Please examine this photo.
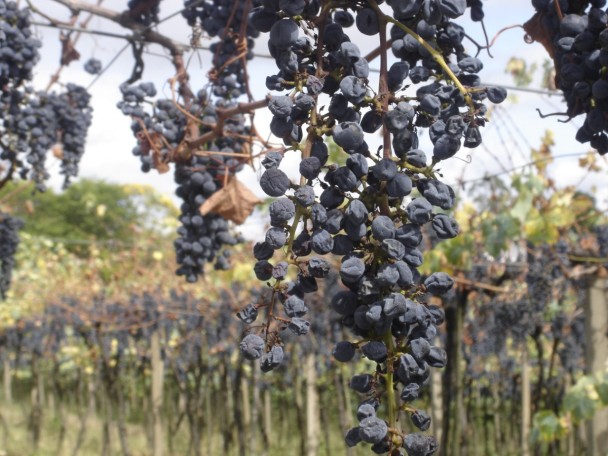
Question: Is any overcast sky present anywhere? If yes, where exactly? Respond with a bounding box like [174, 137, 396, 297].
[27, 0, 608, 237]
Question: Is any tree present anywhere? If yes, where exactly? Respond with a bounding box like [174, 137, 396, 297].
[1, 179, 177, 255]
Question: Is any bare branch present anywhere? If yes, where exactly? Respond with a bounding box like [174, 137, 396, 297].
[50, 0, 192, 100]
[185, 97, 271, 152]
[50, 0, 188, 55]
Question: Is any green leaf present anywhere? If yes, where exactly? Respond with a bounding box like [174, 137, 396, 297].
[595, 371, 608, 405]
[482, 214, 519, 257]
[531, 411, 565, 443]
[509, 189, 533, 224]
[564, 376, 600, 422]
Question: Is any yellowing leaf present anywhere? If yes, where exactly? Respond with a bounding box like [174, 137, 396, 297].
[524, 207, 559, 244]
[510, 189, 533, 224]
[545, 205, 575, 229]
[571, 193, 594, 216]
[454, 203, 477, 232]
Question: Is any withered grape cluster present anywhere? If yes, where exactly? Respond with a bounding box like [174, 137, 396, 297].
[118, 82, 248, 281]
[1, 1, 92, 190]
[182, 0, 262, 97]
[126, 0, 160, 26]
[530, 0, 608, 153]
[234, 0, 507, 454]
[0, 212, 23, 299]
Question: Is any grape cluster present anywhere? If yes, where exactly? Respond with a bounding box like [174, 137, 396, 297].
[126, 0, 160, 26]
[0, 0, 40, 186]
[84, 57, 102, 75]
[0, 0, 41, 92]
[120, 2, 267, 281]
[47, 84, 94, 187]
[2, 89, 53, 189]
[235, 1, 509, 454]
[118, 83, 250, 280]
[123, 4, 263, 273]
[0, 212, 23, 299]
[596, 224, 608, 258]
[182, 0, 261, 97]
[173, 147, 245, 282]
[173, 98, 250, 280]
[0, 2, 92, 190]
[117, 81, 179, 173]
[529, 0, 608, 154]
[2, 84, 93, 190]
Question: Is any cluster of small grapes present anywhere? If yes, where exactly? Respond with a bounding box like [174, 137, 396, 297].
[118, 83, 249, 280]
[2, 89, 53, 189]
[84, 57, 102, 75]
[1, 2, 92, 190]
[0, 0, 41, 91]
[175, 98, 252, 281]
[182, 0, 262, 97]
[552, 310, 586, 374]
[236, 1, 508, 454]
[121, 3, 268, 281]
[530, 0, 608, 154]
[2, 84, 93, 190]
[0, 212, 23, 299]
[47, 83, 93, 187]
[526, 242, 573, 321]
[596, 224, 608, 258]
[173, 148, 245, 282]
[118, 81, 181, 172]
[126, 0, 160, 26]
[0, 0, 41, 184]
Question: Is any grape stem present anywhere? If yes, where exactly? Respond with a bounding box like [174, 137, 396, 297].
[383, 329, 397, 429]
[375, 3, 392, 159]
[185, 97, 271, 153]
[369, 7, 475, 112]
[286, 205, 305, 256]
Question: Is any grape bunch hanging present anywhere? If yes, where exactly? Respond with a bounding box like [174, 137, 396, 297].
[222, 1, 509, 454]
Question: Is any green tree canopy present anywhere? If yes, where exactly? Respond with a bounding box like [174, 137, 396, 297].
[0, 179, 178, 255]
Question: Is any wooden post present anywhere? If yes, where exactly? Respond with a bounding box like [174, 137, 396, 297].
[151, 330, 164, 456]
[492, 383, 501, 454]
[334, 366, 354, 456]
[263, 386, 272, 448]
[431, 345, 443, 445]
[3, 357, 11, 404]
[441, 289, 467, 456]
[584, 277, 608, 456]
[521, 344, 531, 456]
[293, 347, 306, 455]
[251, 360, 260, 456]
[305, 352, 320, 456]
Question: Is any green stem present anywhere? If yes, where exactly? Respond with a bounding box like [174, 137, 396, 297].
[381, 15, 474, 111]
[400, 160, 436, 178]
[286, 204, 304, 255]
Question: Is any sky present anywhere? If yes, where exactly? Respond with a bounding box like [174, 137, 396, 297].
[25, 0, 608, 238]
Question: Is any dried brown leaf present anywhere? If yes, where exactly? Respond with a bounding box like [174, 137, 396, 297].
[52, 144, 64, 160]
[523, 13, 556, 60]
[59, 32, 80, 66]
[200, 177, 261, 225]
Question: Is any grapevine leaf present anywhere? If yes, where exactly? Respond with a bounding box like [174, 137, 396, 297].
[564, 376, 599, 422]
[199, 177, 262, 225]
[531, 411, 565, 443]
[595, 371, 608, 405]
